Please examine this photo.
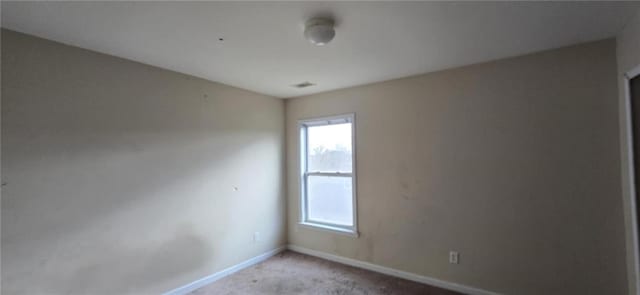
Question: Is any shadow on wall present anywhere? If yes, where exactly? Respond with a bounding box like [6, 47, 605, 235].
[46, 226, 213, 294]
[2, 131, 274, 246]
[1, 131, 279, 294]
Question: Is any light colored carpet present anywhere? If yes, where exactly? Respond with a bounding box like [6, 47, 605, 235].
[189, 250, 461, 295]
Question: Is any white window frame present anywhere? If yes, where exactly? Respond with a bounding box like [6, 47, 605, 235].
[298, 113, 358, 237]
[623, 64, 640, 295]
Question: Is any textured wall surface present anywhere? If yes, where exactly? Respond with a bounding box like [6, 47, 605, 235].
[287, 39, 626, 295]
[1, 29, 286, 294]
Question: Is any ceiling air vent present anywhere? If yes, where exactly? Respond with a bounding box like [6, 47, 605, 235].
[292, 81, 315, 88]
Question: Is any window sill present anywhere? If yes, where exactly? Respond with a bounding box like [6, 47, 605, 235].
[298, 222, 359, 238]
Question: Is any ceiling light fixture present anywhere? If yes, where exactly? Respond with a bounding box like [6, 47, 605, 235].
[304, 17, 335, 46]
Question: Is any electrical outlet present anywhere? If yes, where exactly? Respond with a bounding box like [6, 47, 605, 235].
[253, 232, 260, 242]
[449, 251, 459, 264]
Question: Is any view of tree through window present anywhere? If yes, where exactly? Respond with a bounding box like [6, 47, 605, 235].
[307, 123, 352, 172]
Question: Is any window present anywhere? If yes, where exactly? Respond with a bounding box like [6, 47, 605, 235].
[299, 114, 357, 236]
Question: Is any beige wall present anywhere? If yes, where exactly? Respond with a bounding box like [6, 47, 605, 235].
[1, 29, 286, 294]
[617, 9, 640, 295]
[286, 39, 627, 294]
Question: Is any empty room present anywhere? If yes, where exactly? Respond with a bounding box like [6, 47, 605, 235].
[3, 1, 640, 294]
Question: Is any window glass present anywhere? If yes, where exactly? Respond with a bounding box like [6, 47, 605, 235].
[307, 123, 352, 172]
[307, 175, 353, 226]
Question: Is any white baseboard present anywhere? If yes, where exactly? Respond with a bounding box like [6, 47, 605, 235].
[163, 246, 286, 295]
[164, 244, 498, 295]
[287, 244, 500, 295]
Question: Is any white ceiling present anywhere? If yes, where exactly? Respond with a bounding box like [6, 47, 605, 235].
[2, 1, 639, 98]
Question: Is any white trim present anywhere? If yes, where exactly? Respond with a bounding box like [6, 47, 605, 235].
[306, 172, 353, 177]
[626, 64, 640, 80]
[298, 222, 359, 237]
[298, 113, 354, 126]
[287, 244, 501, 295]
[162, 244, 498, 295]
[297, 113, 358, 236]
[623, 64, 640, 295]
[163, 246, 286, 295]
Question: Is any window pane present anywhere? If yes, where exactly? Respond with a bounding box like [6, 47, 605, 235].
[307, 123, 352, 172]
[307, 175, 353, 226]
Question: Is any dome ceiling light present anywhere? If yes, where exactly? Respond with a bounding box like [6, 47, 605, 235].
[304, 17, 335, 46]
